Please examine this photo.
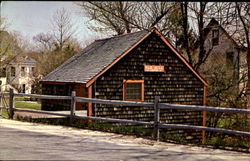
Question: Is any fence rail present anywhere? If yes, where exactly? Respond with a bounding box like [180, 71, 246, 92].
[14, 108, 72, 117]
[75, 97, 154, 107]
[1, 89, 250, 141]
[15, 93, 72, 100]
[13, 108, 250, 137]
[159, 103, 250, 114]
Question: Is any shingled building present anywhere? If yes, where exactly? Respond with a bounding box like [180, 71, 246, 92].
[40, 27, 208, 141]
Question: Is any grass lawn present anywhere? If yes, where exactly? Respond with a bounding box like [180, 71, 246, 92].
[0, 97, 41, 118]
[1, 96, 41, 118]
[1, 101, 41, 118]
[1, 109, 9, 118]
[14, 101, 41, 110]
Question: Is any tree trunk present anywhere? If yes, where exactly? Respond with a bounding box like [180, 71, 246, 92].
[196, 2, 206, 71]
[181, 2, 192, 66]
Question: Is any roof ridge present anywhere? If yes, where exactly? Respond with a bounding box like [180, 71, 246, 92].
[43, 30, 150, 81]
[40, 28, 151, 84]
[95, 29, 149, 41]
[204, 18, 243, 49]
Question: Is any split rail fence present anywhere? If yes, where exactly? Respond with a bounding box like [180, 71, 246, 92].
[0, 88, 250, 141]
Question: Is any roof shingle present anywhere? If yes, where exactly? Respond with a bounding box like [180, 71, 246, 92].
[41, 30, 149, 83]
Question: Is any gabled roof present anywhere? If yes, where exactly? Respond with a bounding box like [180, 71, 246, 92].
[2, 53, 36, 68]
[195, 18, 244, 50]
[10, 54, 36, 64]
[41, 28, 208, 87]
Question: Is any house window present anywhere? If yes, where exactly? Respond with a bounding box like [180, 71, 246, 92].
[11, 67, 15, 77]
[212, 29, 219, 46]
[226, 52, 234, 69]
[31, 67, 35, 76]
[21, 67, 25, 76]
[0, 68, 6, 77]
[123, 80, 144, 101]
[31, 85, 35, 94]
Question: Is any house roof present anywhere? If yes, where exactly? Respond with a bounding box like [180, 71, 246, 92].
[195, 18, 245, 50]
[41, 28, 208, 87]
[1, 54, 36, 68]
[11, 55, 36, 64]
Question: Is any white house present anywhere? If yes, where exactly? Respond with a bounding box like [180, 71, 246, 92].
[0, 54, 36, 94]
[0, 77, 7, 92]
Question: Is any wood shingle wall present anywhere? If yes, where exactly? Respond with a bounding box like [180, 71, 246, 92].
[94, 33, 204, 141]
[41, 84, 72, 111]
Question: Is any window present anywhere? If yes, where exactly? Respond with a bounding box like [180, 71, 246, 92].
[11, 67, 15, 77]
[31, 85, 35, 94]
[21, 67, 25, 76]
[212, 29, 219, 46]
[226, 52, 234, 69]
[123, 80, 144, 101]
[0, 68, 6, 77]
[31, 67, 35, 76]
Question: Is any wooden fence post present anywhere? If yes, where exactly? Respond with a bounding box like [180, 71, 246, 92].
[9, 88, 14, 119]
[70, 91, 76, 122]
[0, 94, 2, 116]
[153, 96, 160, 141]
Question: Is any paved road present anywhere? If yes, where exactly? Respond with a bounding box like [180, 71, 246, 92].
[0, 119, 249, 160]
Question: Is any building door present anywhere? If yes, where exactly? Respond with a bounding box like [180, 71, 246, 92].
[73, 84, 86, 110]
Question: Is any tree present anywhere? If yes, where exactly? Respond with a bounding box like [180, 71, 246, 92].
[34, 8, 77, 52]
[187, 2, 210, 70]
[0, 15, 25, 71]
[33, 8, 81, 77]
[178, 2, 196, 65]
[34, 39, 81, 77]
[76, 2, 178, 37]
[0, 31, 21, 69]
[50, 8, 77, 50]
[235, 2, 250, 98]
[194, 3, 250, 142]
[33, 33, 54, 52]
[212, 2, 250, 106]
[0, 17, 9, 31]
[77, 2, 215, 69]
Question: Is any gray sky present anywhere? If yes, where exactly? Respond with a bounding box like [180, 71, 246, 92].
[1, 1, 106, 46]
